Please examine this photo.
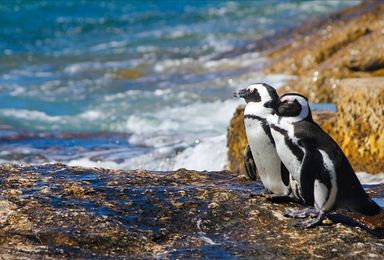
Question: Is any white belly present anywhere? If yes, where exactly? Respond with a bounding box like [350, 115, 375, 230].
[245, 119, 289, 195]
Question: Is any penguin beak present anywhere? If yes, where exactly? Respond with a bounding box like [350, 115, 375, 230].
[234, 88, 248, 98]
[264, 99, 280, 113]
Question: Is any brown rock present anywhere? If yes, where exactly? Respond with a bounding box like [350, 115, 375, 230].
[113, 68, 144, 80]
[266, 1, 384, 103]
[226, 105, 247, 175]
[0, 164, 383, 258]
[330, 78, 384, 173]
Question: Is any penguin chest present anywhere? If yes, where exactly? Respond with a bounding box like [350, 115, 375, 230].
[245, 119, 288, 195]
[270, 127, 302, 182]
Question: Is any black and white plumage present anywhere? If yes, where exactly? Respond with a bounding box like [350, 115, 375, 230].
[234, 83, 295, 200]
[266, 93, 381, 228]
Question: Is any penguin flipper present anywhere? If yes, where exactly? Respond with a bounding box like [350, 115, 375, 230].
[243, 144, 258, 181]
[297, 140, 320, 206]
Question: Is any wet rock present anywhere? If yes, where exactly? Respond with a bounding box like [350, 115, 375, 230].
[0, 164, 383, 258]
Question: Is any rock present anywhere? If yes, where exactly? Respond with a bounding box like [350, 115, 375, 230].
[227, 105, 248, 175]
[330, 78, 384, 173]
[0, 200, 16, 225]
[227, 106, 336, 175]
[113, 68, 144, 80]
[265, 1, 384, 103]
[0, 164, 383, 258]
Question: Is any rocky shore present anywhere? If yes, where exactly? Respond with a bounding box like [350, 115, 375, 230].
[1, 1, 384, 259]
[228, 0, 384, 174]
[1, 164, 384, 258]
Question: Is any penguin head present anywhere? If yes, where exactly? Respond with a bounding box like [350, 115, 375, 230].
[234, 83, 279, 108]
[273, 93, 313, 122]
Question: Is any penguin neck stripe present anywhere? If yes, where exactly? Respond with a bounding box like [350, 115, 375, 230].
[244, 114, 275, 146]
[270, 124, 304, 162]
[244, 114, 264, 121]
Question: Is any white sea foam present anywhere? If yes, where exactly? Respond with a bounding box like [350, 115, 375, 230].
[103, 91, 133, 102]
[67, 157, 121, 169]
[0, 109, 62, 122]
[90, 40, 129, 51]
[203, 52, 263, 69]
[0, 108, 105, 131]
[63, 60, 133, 74]
[173, 135, 227, 171]
[205, 33, 233, 53]
[124, 99, 242, 137]
[154, 57, 196, 73]
[357, 172, 384, 185]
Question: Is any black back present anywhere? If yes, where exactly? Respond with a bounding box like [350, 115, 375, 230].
[292, 120, 381, 215]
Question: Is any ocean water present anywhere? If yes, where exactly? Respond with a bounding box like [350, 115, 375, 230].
[0, 1, 360, 172]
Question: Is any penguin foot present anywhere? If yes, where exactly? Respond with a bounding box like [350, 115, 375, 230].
[295, 210, 326, 229]
[284, 208, 318, 219]
[265, 194, 296, 203]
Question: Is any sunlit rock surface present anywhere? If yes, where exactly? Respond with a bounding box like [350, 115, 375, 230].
[266, 1, 384, 103]
[0, 164, 384, 258]
[331, 78, 384, 173]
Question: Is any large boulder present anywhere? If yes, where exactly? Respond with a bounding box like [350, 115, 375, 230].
[0, 164, 383, 258]
[331, 78, 384, 173]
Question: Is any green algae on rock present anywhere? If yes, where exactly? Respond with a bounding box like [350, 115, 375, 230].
[1, 164, 383, 258]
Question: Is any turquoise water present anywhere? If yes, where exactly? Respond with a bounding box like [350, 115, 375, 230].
[0, 1, 358, 170]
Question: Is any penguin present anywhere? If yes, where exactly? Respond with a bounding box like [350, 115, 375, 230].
[265, 93, 381, 228]
[234, 83, 298, 202]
